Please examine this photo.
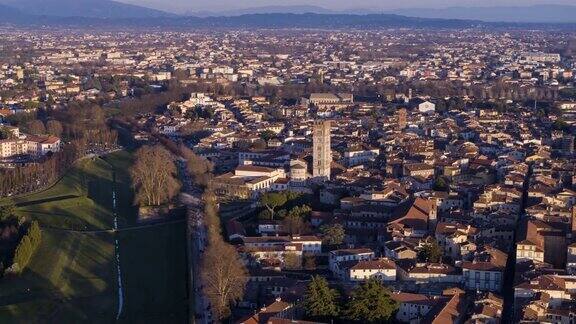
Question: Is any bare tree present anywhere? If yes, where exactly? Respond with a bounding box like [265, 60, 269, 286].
[201, 236, 247, 320]
[200, 189, 248, 320]
[180, 145, 213, 188]
[282, 212, 310, 235]
[27, 120, 45, 135]
[283, 252, 301, 270]
[46, 120, 63, 137]
[130, 145, 181, 206]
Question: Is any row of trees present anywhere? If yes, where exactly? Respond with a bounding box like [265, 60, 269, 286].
[180, 145, 213, 188]
[259, 192, 318, 236]
[48, 104, 118, 149]
[303, 276, 399, 323]
[113, 83, 192, 117]
[259, 192, 348, 248]
[0, 142, 81, 197]
[200, 191, 248, 321]
[10, 221, 41, 274]
[1, 103, 119, 198]
[175, 139, 249, 321]
[259, 191, 308, 220]
[7, 104, 118, 148]
[23, 119, 63, 136]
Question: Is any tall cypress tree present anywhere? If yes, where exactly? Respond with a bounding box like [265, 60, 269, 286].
[345, 278, 399, 323]
[303, 276, 340, 321]
[12, 221, 42, 273]
[14, 235, 32, 270]
[28, 221, 41, 247]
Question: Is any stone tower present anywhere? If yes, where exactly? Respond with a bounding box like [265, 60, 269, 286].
[313, 120, 332, 180]
[571, 206, 576, 239]
[397, 108, 407, 130]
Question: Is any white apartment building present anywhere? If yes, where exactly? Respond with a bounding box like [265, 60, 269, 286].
[349, 258, 397, 282]
[328, 248, 374, 279]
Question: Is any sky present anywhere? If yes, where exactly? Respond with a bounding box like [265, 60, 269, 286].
[118, 0, 576, 13]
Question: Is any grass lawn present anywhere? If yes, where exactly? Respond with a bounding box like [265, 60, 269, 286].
[0, 230, 116, 323]
[9, 155, 119, 231]
[0, 150, 189, 323]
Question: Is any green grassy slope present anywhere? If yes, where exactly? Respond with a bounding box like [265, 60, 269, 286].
[0, 151, 188, 323]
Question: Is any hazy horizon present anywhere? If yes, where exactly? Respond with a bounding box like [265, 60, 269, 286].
[117, 0, 576, 13]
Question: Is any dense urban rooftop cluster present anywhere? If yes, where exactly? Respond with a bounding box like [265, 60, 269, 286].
[1, 26, 576, 323]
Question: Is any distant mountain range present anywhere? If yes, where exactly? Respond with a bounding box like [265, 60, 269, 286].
[390, 5, 576, 23]
[187, 5, 339, 17]
[0, 0, 174, 19]
[0, 11, 481, 29]
[189, 4, 576, 23]
[0, 1, 575, 28]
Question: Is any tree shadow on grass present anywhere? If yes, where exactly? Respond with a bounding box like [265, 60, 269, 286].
[0, 261, 115, 323]
[117, 224, 189, 323]
[0, 227, 120, 321]
[15, 195, 81, 208]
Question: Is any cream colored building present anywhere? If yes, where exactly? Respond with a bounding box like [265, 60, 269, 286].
[516, 240, 545, 264]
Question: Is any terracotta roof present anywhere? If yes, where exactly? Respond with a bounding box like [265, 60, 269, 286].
[274, 178, 290, 184]
[236, 165, 276, 172]
[243, 235, 321, 244]
[391, 292, 435, 305]
[405, 163, 434, 171]
[389, 197, 432, 231]
[475, 304, 500, 319]
[428, 293, 465, 324]
[267, 318, 323, 324]
[25, 135, 61, 145]
[331, 248, 373, 256]
[461, 247, 507, 272]
[237, 299, 293, 324]
[350, 258, 396, 271]
[515, 275, 567, 291]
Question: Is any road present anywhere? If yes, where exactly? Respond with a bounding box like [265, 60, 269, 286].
[177, 159, 212, 324]
[111, 171, 124, 320]
[501, 162, 534, 323]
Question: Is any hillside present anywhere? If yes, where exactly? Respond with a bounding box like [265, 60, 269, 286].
[0, 0, 173, 19]
[391, 5, 576, 23]
[0, 10, 573, 30]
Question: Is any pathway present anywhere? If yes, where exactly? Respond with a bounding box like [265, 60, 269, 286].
[111, 172, 124, 320]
